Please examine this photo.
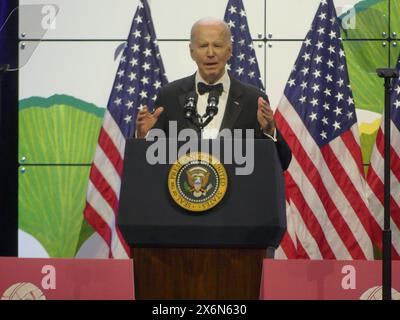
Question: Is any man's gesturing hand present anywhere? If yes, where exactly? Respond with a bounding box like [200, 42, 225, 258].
[257, 97, 275, 136]
[136, 106, 164, 138]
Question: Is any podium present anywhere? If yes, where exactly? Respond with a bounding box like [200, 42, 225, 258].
[118, 139, 286, 299]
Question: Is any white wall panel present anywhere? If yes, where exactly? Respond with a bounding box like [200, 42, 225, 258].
[265, 0, 362, 40]
[19, 41, 122, 107]
[157, 41, 197, 82]
[151, 0, 264, 40]
[19, 0, 139, 39]
[265, 41, 302, 109]
[266, 0, 320, 40]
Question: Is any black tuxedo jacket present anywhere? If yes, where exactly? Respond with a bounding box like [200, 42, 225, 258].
[152, 73, 292, 170]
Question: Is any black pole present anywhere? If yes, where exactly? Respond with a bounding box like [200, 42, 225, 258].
[383, 76, 392, 301]
[0, 0, 18, 257]
[376, 68, 398, 301]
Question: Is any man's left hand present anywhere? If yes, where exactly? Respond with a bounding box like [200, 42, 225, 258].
[257, 97, 275, 135]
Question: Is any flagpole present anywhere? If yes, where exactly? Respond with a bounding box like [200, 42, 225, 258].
[0, 64, 10, 138]
[376, 67, 398, 301]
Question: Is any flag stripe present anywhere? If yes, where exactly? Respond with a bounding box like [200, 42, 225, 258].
[102, 111, 125, 159]
[285, 170, 336, 258]
[391, 119, 400, 156]
[86, 181, 117, 243]
[375, 127, 400, 185]
[295, 235, 311, 259]
[277, 199, 298, 259]
[86, 181, 129, 258]
[98, 127, 124, 177]
[365, 169, 385, 231]
[287, 200, 319, 259]
[366, 168, 400, 256]
[93, 145, 122, 198]
[370, 142, 400, 217]
[371, 159, 400, 210]
[84, 201, 112, 254]
[284, 136, 351, 259]
[90, 164, 119, 213]
[367, 162, 400, 229]
[341, 127, 364, 175]
[323, 137, 376, 258]
[274, 246, 288, 259]
[289, 161, 347, 259]
[310, 146, 367, 259]
[115, 229, 131, 258]
[276, 233, 296, 259]
[366, 179, 400, 258]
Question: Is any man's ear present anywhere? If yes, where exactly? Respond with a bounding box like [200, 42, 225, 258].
[189, 43, 195, 61]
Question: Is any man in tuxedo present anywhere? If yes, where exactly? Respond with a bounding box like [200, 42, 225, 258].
[136, 17, 291, 170]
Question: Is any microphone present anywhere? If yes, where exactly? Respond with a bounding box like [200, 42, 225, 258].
[206, 90, 219, 119]
[183, 91, 198, 119]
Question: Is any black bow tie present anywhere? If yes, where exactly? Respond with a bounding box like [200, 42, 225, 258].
[197, 82, 223, 95]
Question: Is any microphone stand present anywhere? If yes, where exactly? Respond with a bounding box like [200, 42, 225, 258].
[201, 113, 216, 129]
[0, 64, 10, 137]
[184, 96, 202, 131]
[184, 90, 220, 135]
[376, 67, 399, 300]
[200, 91, 219, 132]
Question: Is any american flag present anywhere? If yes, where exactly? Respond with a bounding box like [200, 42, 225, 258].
[82, 0, 168, 258]
[274, 0, 374, 259]
[275, 198, 300, 259]
[366, 56, 400, 259]
[223, 0, 295, 258]
[224, 0, 264, 90]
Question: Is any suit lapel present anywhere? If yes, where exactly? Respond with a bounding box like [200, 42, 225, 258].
[220, 76, 243, 130]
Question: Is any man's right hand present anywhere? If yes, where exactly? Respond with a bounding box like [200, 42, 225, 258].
[136, 106, 164, 138]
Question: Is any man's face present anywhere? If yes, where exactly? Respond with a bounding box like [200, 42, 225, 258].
[190, 23, 232, 84]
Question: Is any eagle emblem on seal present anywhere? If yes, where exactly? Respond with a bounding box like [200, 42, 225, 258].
[186, 167, 213, 198]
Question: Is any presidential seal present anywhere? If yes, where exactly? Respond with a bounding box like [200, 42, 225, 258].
[168, 152, 228, 212]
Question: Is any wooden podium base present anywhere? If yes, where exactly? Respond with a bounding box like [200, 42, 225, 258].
[131, 248, 266, 300]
